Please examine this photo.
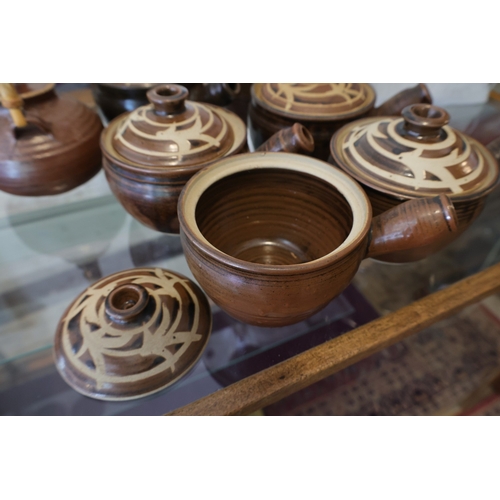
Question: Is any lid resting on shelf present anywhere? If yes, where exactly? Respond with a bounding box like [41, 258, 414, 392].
[252, 83, 376, 121]
[330, 104, 499, 201]
[103, 84, 245, 171]
[54, 268, 212, 401]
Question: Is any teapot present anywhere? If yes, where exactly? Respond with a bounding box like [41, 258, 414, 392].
[0, 83, 103, 196]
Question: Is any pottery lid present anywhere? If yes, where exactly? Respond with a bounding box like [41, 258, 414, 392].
[251, 83, 376, 121]
[102, 84, 246, 172]
[54, 267, 212, 401]
[330, 104, 500, 201]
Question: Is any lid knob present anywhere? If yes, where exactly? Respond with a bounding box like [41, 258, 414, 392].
[401, 104, 450, 141]
[105, 283, 149, 322]
[147, 84, 188, 115]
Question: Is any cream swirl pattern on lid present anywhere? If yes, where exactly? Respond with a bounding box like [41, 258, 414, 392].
[115, 103, 227, 157]
[253, 83, 376, 121]
[54, 268, 212, 401]
[110, 87, 236, 168]
[331, 109, 499, 201]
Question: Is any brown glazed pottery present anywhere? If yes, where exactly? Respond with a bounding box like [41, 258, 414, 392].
[248, 83, 431, 161]
[178, 152, 458, 327]
[329, 103, 500, 250]
[92, 83, 241, 122]
[100, 84, 247, 234]
[0, 83, 103, 196]
[54, 267, 212, 401]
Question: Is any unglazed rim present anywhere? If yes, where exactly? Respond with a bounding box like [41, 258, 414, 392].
[101, 104, 247, 180]
[178, 152, 372, 274]
[330, 116, 500, 203]
[251, 83, 376, 122]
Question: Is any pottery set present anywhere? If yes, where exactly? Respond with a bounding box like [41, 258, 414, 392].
[248, 83, 432, 161]
[329, 103, 500, 258]
[92, 83, 241, 122]
[0, 83, 102, 196]
[53, 83, 500, 401]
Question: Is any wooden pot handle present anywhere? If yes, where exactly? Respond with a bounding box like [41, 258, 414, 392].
[367, 194, 458, 261]
[0, 83, 28, 128]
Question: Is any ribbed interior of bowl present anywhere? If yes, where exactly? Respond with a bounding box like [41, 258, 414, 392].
[195, 168, 354, 266]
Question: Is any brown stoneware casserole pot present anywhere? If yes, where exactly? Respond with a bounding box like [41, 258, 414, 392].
[248, 83, 431, 161]
[329, 103, 500, 255]
[0, 83, 103, 196]
[178, 152, 458, 327]
[100, 84, 247, 234]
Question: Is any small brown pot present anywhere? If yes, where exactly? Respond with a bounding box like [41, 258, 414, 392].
[329, 103, 500, 258]
[0, 83, 103, 196]
[248, 83, 432, 161]
[100, 84, 247, 234]
[92, 83, 241, 122]
[178, 152, 458, 327]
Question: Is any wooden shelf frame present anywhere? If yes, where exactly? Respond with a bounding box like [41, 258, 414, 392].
[167, 262, 500, 416]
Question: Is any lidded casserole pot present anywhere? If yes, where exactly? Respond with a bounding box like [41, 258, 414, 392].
[329, 103, 499, 237]
[248, 83, 432, 160]
[101, 84, 246, 233]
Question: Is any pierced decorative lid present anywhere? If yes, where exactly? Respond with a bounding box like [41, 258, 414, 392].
[330, 104, 499, 201]
[54, 268, 212, 401]
[251, 83, 376, 121]
[101, 84, 246, 172]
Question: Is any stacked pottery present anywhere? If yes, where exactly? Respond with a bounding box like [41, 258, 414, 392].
[329, 103, 499, 259]
[0, 83, 103, 196]
[248, 83, 432, 160]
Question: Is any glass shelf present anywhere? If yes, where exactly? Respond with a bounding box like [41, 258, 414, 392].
[1, 86, 500, 415]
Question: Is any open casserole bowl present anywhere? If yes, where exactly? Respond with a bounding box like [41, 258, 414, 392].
[178, 152, 458, 327]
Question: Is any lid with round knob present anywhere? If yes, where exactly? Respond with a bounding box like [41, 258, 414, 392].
[330, 104, 499, 201]
[251, 83, 376, 121]
[101, 84, 246, 173]
[54, 267, 212, 401]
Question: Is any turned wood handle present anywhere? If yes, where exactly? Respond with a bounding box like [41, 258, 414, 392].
[371, 83, 432, 117]
[256, 123, 315, 154]
[367, 194, 458, 260]
[0, 83, 28, 127]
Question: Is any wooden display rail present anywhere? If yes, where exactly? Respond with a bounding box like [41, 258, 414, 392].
[167, 261, 500, 416]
